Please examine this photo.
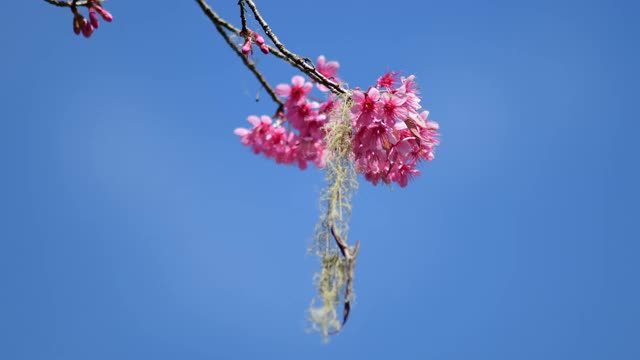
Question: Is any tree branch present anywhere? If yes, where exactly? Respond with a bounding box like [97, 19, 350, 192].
[43, 0, 90, 7]
[238, 0, 248, 34]
[330, 225, 360, 332]
[244, 0, 347, 96]
[195, 0, 284, 113]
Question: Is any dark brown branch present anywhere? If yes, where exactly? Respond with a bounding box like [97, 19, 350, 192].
[238, 0, 248, 35]
[244, 0, 347, 96]
[330, 225, 360, 333]
[192, 0, 338, 94]
[195, 0, 284, 113]
[191, 1, 287, 62]
[43, 0, 90, 7]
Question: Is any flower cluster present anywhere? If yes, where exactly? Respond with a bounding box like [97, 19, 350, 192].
[235, 57, 440, 187]
[350, 73, 440, 187]
[234, 69, 335, 169]
[241, 30, 269, 57]
[72, 1, 113, 38]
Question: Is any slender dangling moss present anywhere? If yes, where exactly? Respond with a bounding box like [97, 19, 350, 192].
[308, 95, 359, 340]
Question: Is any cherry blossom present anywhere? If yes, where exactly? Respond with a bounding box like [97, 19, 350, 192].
[235, 57, 440, 188]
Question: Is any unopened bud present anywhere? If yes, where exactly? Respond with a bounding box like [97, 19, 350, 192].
[81, 19, 94, 38]
[89, 8, 100, 29]
[94, 5, 113, 22]
[253, 33, 265, 45]
[241, 40, 252, 56]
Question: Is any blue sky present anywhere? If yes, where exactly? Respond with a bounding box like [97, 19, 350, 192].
[1, 0, 639, 359]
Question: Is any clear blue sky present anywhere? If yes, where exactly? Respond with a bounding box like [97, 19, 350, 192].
[1, 1, 639, 359]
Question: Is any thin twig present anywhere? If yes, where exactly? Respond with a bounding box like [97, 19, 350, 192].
[43, 0, 90, 7]
[192, 1, 287, 63]
[238, 0, 248, 34]
[244, 0, 347, 96]
[195, 0, 284, 113]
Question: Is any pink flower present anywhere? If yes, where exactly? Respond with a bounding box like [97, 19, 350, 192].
[348, 73, 441, 187]
[398, 75, 421, 110]
[353, 121, 396, 156]
[388, 162, 420, 188]
[319, 94, 338, 114]
[285, 100, 318, 132]
[376, 71, 398, 88]
[356, 153, 390, 186]
[234, 115, 273, 153]
[275, 76, 313, 104]
[233, 66, 439, 186]
[316, 55, 340, 91]
[234, 113, 326, 170]
[379, 92, 409, 125]
[351, 87, 381, 126]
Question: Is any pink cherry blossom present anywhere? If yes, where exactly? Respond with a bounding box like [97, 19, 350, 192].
[376, 71, 398, 88]
[349, 73, 440, 187]
[234, 62, 440, 188]
[379, 92, 409, 125]
[315, 56, 340, 92]
[276, 75, 313, 105]
[351, 87, 381, 127]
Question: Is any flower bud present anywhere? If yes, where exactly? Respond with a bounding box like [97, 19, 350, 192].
[241, 40, 252, 56]
[89, 8, 100, 29]
[81, 19, 94, 38]
[253, 33, 265, 45]
[259, 44, 270, 54]
[94, 5, 113, 22]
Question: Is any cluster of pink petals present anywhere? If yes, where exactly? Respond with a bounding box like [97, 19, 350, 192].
[235, 72, 333, 169]
[72, 2, 112, 38]
[241, 30, 270, 57]
[350, 73, 440, 187]
[235, 58, 440, 187]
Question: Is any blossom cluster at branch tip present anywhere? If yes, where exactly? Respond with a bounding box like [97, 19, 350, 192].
[235, 71, 330, 169]
[241, 30, 270, 57]
[235, 57, 440, 187]
[71, 1, 112, 38]
[350, 72, 440, 187]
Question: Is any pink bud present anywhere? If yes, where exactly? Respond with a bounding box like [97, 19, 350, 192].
[259, 44, 270, 55]
[81, 19, 94, 38]
[94, 5, 113, 22]
[253, 33, 265, 45]
[241, 40, 252, 56]
[89, 8, 100, 29]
